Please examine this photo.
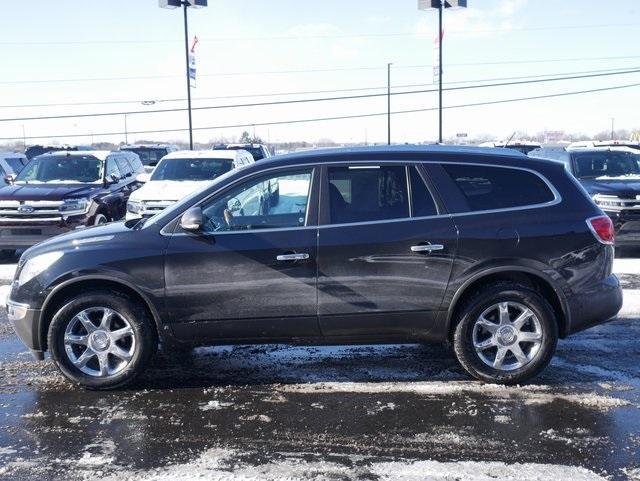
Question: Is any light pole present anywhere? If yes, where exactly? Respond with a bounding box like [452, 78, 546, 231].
[159, 0, 207, 150]
[387, 63, 392, 145]
[418, 0, 467, 143]
[124, 114, 128, 145]
[610, 117, 615, 140]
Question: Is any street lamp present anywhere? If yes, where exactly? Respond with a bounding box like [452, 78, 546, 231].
[159, 0, 207, 150]
[418, 0, 467, 143]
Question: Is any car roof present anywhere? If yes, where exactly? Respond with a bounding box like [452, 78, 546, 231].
[36, 150, 113, 160]
[567, 146, 640, 154]
[0, 152, 26, 157]
[162, 149, 245, 160]
[121, 143, 177, 149]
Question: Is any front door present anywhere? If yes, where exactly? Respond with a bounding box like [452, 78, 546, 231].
[164, 168, 321, 341]
[317, 163, 457, 338]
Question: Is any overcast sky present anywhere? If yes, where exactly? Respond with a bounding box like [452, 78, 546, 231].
[1, 0, 639, 145]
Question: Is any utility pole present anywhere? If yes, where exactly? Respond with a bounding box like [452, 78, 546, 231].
[387, 63, 392, 145]
[124, 114, 128, 145]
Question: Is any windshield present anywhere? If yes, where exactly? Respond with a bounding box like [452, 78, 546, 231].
[15, 156, 102, 183]
[150, 158, 233, 182]
[121, 148, 168, 166]
[225, 146, 264, 160]
[573, 151, 640, 179]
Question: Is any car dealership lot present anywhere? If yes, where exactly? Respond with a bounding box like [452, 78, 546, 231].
[0, 259, 638, 480]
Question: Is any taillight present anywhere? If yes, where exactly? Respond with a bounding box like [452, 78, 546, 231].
[587, 216, 615, 245]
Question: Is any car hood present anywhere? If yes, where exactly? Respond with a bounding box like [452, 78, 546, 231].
[129, 180, 212, 203]
[23, 221, 134, 259]
[579, 178, 640, 197]
[0, 183, 103, 201]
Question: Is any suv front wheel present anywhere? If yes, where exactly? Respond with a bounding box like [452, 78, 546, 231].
[453, 282, 558, 385]
[48, 290, 157, 390]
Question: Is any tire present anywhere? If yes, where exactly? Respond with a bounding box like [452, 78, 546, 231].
[93, 213, 108, 226]
[48, 290, 157, 390]
[453, 282, 558, 385]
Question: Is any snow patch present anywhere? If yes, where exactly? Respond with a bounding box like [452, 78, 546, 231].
[103, 447, 608, 481]
[200, 400, 234, 411]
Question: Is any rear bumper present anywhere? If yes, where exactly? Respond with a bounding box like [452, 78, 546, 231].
[7, 299, 44, 360]
[566, 274, 623, 335]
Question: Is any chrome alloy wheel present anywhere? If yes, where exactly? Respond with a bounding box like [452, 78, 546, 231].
[63, 307, 136, 377]
[472, 301, 543, 371]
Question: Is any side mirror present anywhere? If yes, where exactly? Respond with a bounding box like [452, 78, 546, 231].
[4, 174, 15, 185]
[180, 206, 203, 232]
[136, 173, 151, 183]
[227, 198, 241, 212]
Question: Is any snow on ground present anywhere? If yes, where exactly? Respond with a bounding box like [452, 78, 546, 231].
[93, 447, 607, 481]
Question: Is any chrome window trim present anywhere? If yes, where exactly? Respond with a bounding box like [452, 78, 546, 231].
[159, 159, 562, 236]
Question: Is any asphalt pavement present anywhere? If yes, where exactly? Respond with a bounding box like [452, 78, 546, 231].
[0, 258, 639, 480]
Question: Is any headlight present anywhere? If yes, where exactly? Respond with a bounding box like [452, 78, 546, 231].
[18, 251, 64, 286]
[59, 198, 90, 215]
[127, 200, 144, 214]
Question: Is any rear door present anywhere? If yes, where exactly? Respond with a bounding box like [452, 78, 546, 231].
[317, 162, 458, 338]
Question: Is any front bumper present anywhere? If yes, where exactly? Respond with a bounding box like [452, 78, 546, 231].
[7, 299, 44, 360]
[566, 274, 623, 335]
[603, 210, 640, 246]
[0, 216, 88, 249]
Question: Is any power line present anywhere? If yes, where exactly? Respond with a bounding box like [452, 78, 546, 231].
[2, 67, 640, 123]
[0, 66, 633, 109]
[2, 81, 639, 141]
[2, 23, 639, 45]
[4, 55, 640, 85]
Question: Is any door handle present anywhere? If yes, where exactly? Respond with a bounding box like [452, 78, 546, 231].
[411, 244, 444, 253]
[276, 253, 310, 261]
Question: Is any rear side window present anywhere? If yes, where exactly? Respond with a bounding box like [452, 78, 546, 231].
[442, 164, 555, 212]
[328, 166, 408, 224]
[410, 167, 437, 217]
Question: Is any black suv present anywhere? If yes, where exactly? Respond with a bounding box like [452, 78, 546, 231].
[529, 146, 640, 246]
[7, 146, 621, 389]
[0, 150, 145, 255]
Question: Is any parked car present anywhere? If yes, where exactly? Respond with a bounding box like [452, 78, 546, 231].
[567, 140, 640, 151]
[120, 144, 179, 170]
[529, 146, 640, 246]
[0, 150, 144, 256]
[478, 141, 541, 155]
[213, 143, 272, 161]
[25, 144, 94, 160]
[126, 149, 254, 220]
[7, 145, 621, 389]
[0, 152, 29, 183]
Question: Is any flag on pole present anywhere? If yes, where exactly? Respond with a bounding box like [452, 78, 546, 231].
[189, 35, 199, 88]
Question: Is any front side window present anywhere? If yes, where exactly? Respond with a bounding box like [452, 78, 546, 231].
[15, 156, 102, 184]
[105, 158, 122, 181]
[328, 165, 408, 224]
[442, 164, 555, 212]
[152, 158, 233, 182]
[116, 157, 133, 177]
[201, 170, 312, 232]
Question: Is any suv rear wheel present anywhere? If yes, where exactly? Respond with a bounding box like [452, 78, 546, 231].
[453, 282, 558, 385]
[48, 290, 157, 390]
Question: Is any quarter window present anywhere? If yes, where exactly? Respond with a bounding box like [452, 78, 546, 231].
[201, 170, 313, 232]
[328, 165, 409, 224]
[442, 164, 555, 212]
